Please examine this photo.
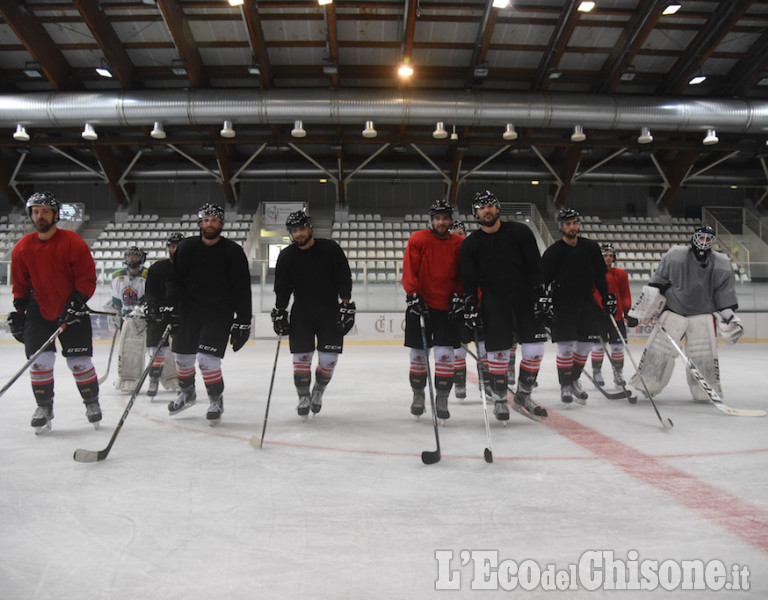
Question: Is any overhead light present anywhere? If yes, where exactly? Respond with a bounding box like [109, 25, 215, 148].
[620, 65, 636, 81]
[703, 128, 719, 145]
[637, 127, 653, 144]
[228, 0, 244, 6]
[450, 125, 458, 141]
[571, 125, 586, 143]
[95, 59, 112, 78]
[662, 3, 682, 15]
[502, 123, 518, 141]
[548, 69, 562, 80]
[578, 1, 596, 11]
[13, 124, 30, 142]
[150, 121, 166, 140]
[291, 120, 307, 138]
[82, 123, 98, 141]
[318, 0, 333, 5]
[492, 0, 509, 7]
[689, 74, 706, 85]
[473, 62, 489, 79]
[362, 121, 377, 138]
[398, 59, 413, 78]
[531, 181, 540, 185]
[220, 120, 236, 138]
[322, 58, 338, 76]
[432, 122, 448, 139]
[22, 61, 42, 78]
[247, 63, 261, 76]
[171, 59, 187, 76]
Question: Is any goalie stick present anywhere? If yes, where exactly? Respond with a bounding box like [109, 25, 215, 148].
[73, 324, 173, 463]
[472, 331, 493, 463]
[97, 327, 119, 385]
[0, 323, 67, 398]
[655, 322, 766, 418]
[250, 336, 283, 449]
[419, 315, 441, 465]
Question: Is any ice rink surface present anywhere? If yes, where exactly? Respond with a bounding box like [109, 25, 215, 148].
[0, 338, 766, 599]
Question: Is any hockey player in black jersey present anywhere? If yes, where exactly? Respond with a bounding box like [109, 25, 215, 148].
[541, 208, 612, 405]
[459, 190, 549, 421]
[272, 210, 355, 418]
[166, 204, 252, 424]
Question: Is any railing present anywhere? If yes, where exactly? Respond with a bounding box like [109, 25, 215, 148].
[702, 208, 751, 280]
[744, 208, 768, 246]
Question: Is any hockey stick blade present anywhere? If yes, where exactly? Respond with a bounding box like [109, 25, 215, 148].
[583, 371, 636, 400]
[484, 447, 493, 463]
[421, 449, 441, 465]
[249, 435, 263, 449]
[72, 448, 104, 463]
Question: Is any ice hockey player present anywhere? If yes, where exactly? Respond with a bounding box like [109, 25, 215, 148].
[459, 190, 549, 421]
[8, 191, 100, 433]
[272, 209, 355, 419]
[107, 245, 148, 393]
[590, 243, 636, 387]
[166, 203, 252, 425]
[142, 232, 183, 397]
[448, 220, 472, 400]
[628, 225, 742, 401]
[541, 208, 612, 406]
[402, 199, 463, 420]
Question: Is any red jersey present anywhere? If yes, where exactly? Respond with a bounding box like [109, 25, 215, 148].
[402, 229, 462, 310]
[12, 228, 97, 321]
[593, 266, 631, 320]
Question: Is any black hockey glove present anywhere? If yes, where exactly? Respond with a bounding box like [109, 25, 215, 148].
[271, 307, 289, 336]
[230, 319, 251, 352]
[7, 311, 25, 343]
[533, 290, 554, 325]
[159, 305, 181, 332]
[406, 293, 428, 317]
[337, 301, 356, 335]
[448, 293, 464, 320]
[625, 315, 639, 328]
[603, 293, 618, 317]
[463, 295, 482, 330]
[58, 291, 89, 326]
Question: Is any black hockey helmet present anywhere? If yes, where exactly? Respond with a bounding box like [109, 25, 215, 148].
[450, 220, 467, 234]
[285, 209, 312, 232]
[167, 232, 184, 246]
[197, 202, 225, 223]
[472, 190, 500, 213]
[557, 207, 581, 227]
[600, 243, 616, 258]
[691, 225, 715, 261]
[26, 191, 60, 223]
[428, 198, 454, 218]
[124, 245, 147, 269]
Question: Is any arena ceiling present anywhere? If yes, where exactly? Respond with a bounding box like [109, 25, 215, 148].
[1, 0, 768, 210]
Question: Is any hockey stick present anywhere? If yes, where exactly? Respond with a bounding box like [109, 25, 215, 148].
[97, 327, 119, 385]
[654, 322, 766, 418]
[73, 324, 173, 463]
[472, 331, 494, 463]
[583, 369, 636, 401]
[597, 334, 637, 403]
[0, 323, 68, 398]
[608, 316, 672, 429]
[250, 336, 283, 449]
[419, 314, 441, 465]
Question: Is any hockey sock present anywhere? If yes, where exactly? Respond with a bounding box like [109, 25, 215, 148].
[293, 352, 313, 396]
[30, 351, 55, 405]
[315, 351, 338, 390]
[67, 356, 99, 402]
[519, 342, 544, 389]
[556, 341, 575, 384]
[433, 345, 454, 394]
[609, 343, 624, 371]
[591, 343, 604, 370]
[572, 342, 590, 379]
[409, 348, 428, 390]
[198, 353, 224, 398]
[453, 346, 467, 383]
[175, 353, 197, 391]
[486, 349, 510, 399]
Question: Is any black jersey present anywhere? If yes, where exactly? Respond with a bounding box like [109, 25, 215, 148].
[144, 258, 172, 313]
[459, 220, 543, 297]
[170, 235, 252, 320]
[542, 237, 608, 309]
[274, 238, 352, 312]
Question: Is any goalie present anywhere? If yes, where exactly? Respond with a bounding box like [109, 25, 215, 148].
[628, 226, 743, 402]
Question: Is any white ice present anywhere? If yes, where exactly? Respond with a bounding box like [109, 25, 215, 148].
[0, 339, 766, 599]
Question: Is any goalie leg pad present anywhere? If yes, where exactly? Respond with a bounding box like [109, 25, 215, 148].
[684, 314, 721, 402]
[630, 311, 687, 396]
[115, 319, 146, 392]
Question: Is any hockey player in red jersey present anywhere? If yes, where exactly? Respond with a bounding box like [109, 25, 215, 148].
[9, 191, 100, 433]
[402, 199, 463, 420]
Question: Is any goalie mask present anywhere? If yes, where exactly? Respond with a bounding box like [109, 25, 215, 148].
[124, 246, 147, 271]
[691, 226, 715, 262]
[26, 191, 60, 223]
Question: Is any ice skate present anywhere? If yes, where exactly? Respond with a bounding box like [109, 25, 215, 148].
[454, 385, 466, 401]
[435, 392, 450, 421]
[571, 379, 588, 405]
[410, 388, 425, 418]
[297, 395, 311, 420]
[206, 395, 223, 426]
[613, 368, 626, 387]
[560, 383, 573, 405]
[592, 369, 605, 387]
[310, 385, 325, 415]
[31, 405, 53, 435]
[513, 384, 548, 420]
[85, 401, 102, 429]
[146, 377, 160, 397]
[493, 399, 510, 423]
[168, 387, 197, 415]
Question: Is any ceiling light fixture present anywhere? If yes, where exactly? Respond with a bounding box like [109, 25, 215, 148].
[322, 58, 338, 76]
[571, 125, 586, 143]
[703, 128, 719, 145]
[247, 62, 261, 76]
[150, 122, 166, 140]
[492, 0, 509, 7]
[22, 61, 42, 78]
[291, 120, 307, 138]
[82, 123, 98, 141]
[220, 120, 236, 138]
[171, 59, 187, 76]
[620, 65, 636, 81]
[502, 123, 518, 141]
[432, 122, 448, 140]
[473, 62, 489, 79]
[450, 125, 458, 141]
[362, 121, 377, 138]
[637, 127, 653, 144]
[547, 69, 562, 80]
[578, 1, 596, 12]
[95, 59, 113, 78]
[398, 58, 413, 78]
[689, 74, 706, 85]
[662, 3, 682, 15]
[228, 0, 244, 6]
[318, 0, 333, 5]
[13, 124, 30, 142]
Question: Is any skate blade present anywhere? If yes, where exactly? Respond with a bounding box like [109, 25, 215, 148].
[300, 414, 309, 422]
[207, 419, 221, 427]
[91, 421, 101, 430]
[168, 400, 197, 416]
[34, 423, 52, 435]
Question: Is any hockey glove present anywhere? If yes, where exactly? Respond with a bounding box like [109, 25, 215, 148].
[533, 290, 554, 326]
[717, 308, 744, 345]
[337, 301, 356, 335]
[603, 293, 618, 316]
[271, 308, 289, 336]
[159, 305, 181, 332]
[463, 295, 482, 330]
[58, 291, 89, 326]
[625, 315, 639, 328]
[448, 293, 464, 320]
[628, 285, 666, 321]
[7, 311, 25, 343]
[230, 319, 251, 352]
[406, 293, 428, 317]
